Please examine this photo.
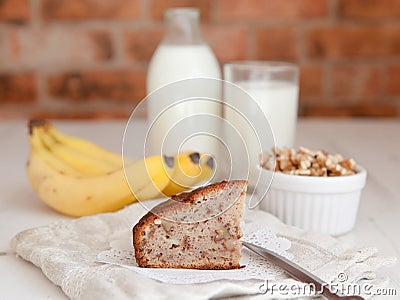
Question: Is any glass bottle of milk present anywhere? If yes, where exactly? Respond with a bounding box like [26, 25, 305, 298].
[146, 8, 222, 157]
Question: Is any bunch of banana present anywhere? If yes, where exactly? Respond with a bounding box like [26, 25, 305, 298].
[27, 120, 215, 217]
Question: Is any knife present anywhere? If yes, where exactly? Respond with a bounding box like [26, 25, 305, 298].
[242, 241, 364, 300]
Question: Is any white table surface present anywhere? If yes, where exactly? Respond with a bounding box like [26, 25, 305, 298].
[0, 119, 399, 299]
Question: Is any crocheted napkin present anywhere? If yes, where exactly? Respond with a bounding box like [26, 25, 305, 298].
[10, 201, 396, 300]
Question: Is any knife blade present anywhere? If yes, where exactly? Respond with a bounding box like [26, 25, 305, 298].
[242, 241, 364, 300]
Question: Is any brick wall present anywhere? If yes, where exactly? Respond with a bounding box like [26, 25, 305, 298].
[1, 0, 400, 119]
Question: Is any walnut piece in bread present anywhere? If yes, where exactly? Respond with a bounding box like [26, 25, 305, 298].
[132, 180, 247, 269]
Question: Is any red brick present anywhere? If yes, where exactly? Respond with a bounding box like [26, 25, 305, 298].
[124, 29, 164, 62]
[0, 105, 133, 119]
[300, 65, 323, 98]
[0, 73, 37, 103]
[0, 104, 36, 119]
[41, 0, 141, 21]
[387, 67, 400, 95]
[0, 0, 30, 23]
[47, 71, 146, 102]
[5, 29, 112, 66]
[255, 27, 298, 61]
[301, 104, 397, 117]
[29, 109, 131, 119]
[306, 25, 400, 59]
[0, 33, 6, 63]
[217, 0, 329, 21]
[150, 0, 212, 21]
[203, 25, 247, 63]
[339, 0, 400, 19]
[124, 25, 247, 64]
[332, 65, 380, 101]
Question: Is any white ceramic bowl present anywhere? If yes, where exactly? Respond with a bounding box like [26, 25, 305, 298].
[256, 166, 367, 236]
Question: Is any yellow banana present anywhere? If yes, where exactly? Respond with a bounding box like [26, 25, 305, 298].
[29, 127, 82, 176]
[38, 126, 121, 175]
[27, 150, 174, 217]
[162, 151, 215, 196]
[26, 119, 217, 217]
[29, 119, 128, 175]
[41, 120, 124, 167]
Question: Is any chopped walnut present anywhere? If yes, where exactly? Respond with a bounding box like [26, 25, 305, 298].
[260, 147, 357, 177]
[214, 227, 230, 241]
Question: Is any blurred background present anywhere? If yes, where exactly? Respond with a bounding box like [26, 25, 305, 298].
[0, 0, 399, 119]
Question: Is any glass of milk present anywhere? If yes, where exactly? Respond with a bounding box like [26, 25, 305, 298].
[223, 61, 299, 187]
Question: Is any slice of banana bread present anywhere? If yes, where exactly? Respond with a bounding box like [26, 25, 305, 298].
[132, 180, 247, 269]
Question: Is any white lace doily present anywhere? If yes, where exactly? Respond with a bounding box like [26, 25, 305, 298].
[97, 223, 292, 284]
[10, 199, 397, 300]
